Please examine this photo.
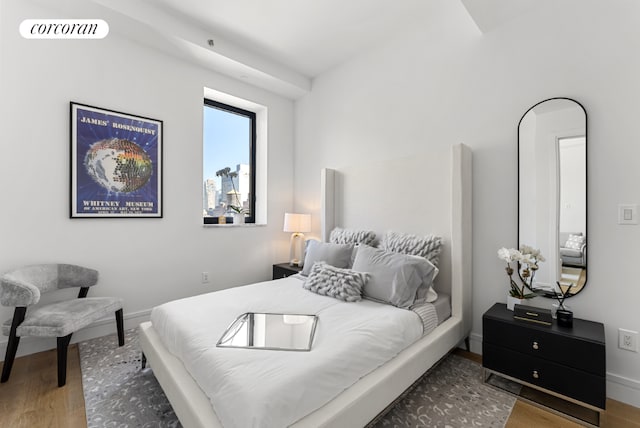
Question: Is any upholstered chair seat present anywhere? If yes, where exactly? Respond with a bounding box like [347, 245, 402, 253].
[2, 297, 122, 338]
[0, 264, 124, 387]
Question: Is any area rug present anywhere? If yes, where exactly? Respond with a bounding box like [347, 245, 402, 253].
[79, 328, 180, 427]
[80, 330, 515, 428]
[368, 355, 516, 428]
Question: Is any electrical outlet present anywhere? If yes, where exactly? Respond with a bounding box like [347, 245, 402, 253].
[618, 204, 638, 225]
[201, 272, 210, 284]
[619, 328, 638, 352]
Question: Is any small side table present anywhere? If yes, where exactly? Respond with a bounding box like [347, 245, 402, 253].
[272, 263, 303, 279]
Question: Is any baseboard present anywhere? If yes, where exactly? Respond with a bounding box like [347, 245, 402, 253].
[607, 372, 640, 408]
[468, 331, 483, 354]
[0, 308, 150, 362]
[454, 332, 483, 353]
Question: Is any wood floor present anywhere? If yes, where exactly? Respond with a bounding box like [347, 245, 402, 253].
[0, 347, 638, 428]
[0, 345, 86, 428]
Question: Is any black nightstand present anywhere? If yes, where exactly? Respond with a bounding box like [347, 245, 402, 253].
[482, 303, 605, 427]
[272, 263, 303, 279]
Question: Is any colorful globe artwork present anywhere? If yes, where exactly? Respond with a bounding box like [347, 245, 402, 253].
[84, 138, 153, 193]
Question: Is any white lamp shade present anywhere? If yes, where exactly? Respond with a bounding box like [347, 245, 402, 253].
[283, 213, 311, 233]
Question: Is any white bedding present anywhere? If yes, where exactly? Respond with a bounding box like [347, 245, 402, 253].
[150, 276, 431, 428]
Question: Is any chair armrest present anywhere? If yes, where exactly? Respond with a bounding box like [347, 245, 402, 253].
[58, 264, 99, 288]
[1, 276, 40, 306]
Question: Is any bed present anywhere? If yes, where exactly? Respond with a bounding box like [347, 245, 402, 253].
[139, 143, 472, 428]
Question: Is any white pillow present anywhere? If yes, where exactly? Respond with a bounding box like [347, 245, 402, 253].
[414, 264, 439, 304]
[565, 234, 585, 250]
[352, 245, 438, 309]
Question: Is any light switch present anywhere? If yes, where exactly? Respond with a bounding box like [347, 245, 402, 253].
[618, 204, 638, 225]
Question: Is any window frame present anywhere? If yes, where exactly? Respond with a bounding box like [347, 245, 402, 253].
[203, 98, 257, 225]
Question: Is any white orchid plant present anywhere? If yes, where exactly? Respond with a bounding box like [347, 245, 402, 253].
[497, 245, 545, 299]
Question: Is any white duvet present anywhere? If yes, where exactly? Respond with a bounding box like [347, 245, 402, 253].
[150, 276, 424, 428]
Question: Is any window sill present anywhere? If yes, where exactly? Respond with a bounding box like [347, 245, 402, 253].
[203, 223, 266, 228]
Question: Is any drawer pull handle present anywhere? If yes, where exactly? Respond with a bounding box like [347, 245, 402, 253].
[532, 370, 539, 379]
[532, 341, 539, 350]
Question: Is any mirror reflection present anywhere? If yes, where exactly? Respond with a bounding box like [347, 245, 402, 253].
[217, 312, 318, 351]
[518, 98, 587, 298]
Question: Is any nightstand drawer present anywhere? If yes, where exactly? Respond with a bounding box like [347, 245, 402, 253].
[483, 342, 606, 409]
[483, 316, 604, 376]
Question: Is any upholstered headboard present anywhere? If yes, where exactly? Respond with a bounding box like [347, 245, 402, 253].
[320, 144, 473, 336]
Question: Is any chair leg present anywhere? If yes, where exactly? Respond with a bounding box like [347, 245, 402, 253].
[1, 307, 27, 383]
[115, 308, 124, 346]
[57, 334, 73, 387]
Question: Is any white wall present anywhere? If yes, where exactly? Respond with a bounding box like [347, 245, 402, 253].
[0, 1, 294, 356]
[294, 0, 640, 406]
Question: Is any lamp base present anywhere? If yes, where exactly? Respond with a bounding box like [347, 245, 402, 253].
[289, 233, 305, 268]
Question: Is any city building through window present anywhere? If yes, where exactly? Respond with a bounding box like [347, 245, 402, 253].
[203, 98, 256, 224]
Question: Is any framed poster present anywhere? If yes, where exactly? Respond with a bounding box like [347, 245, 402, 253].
[70, 102, 163, 218]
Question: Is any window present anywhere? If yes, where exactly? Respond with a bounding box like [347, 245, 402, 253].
[203, 99, 256, 224]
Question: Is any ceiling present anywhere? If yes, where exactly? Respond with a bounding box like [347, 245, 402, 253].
[29, 0, 541, 98]
[150, 0, 438, 78]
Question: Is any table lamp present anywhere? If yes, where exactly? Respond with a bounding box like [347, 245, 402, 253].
[283, 213, 311, 267]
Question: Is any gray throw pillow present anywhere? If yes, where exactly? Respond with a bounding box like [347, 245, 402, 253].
[301, 241, 354, 276]
[380, 230, 442, 266]
[352, 245, 438, 309]
[303, 262, 368, 302]
[329, 227, 377, 246]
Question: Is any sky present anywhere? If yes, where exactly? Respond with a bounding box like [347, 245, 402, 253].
[203, 104, 250, 188]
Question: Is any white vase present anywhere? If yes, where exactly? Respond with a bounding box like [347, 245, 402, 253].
[507, 295, 524, 311]
[232, 213, 245, 224]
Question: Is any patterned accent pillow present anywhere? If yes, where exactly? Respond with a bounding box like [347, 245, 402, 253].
[380, 231, 443, 266]
[565, 234, 585, 250]
[329, 227, 377, 246]
[303, 262, 368, 302]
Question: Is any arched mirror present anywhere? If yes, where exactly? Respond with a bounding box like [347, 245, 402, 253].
[518, 97, 587, 298]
